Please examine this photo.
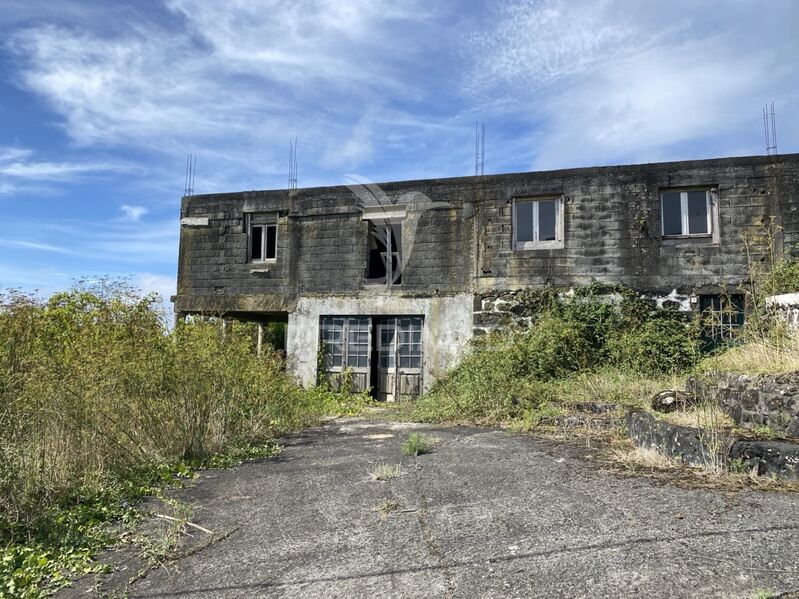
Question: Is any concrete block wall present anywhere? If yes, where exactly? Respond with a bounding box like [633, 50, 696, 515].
[475, 157, 799, 295]
[176, 154, 799, 317]
[173, 154, 799, 384]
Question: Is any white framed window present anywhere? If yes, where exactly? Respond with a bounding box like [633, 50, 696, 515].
[247, 214, 277, 262]
[513, 196, 564, 250]
[661, 190, 712, 237]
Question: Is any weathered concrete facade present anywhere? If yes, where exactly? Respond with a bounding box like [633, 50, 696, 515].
[175, 154, 799, 395]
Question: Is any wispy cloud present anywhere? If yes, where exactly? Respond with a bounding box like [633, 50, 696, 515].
[6, 0, 449, 187]
[2, 218, 177, 265]
[0, 145, 133, 195]
[120, 204, 148, 222]
[465, 0, 799, 169]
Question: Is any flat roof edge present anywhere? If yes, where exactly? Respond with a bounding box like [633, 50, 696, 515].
[183, 152, 799, 201]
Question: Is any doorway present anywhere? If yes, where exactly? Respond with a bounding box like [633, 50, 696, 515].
[319, 315, 423, 400]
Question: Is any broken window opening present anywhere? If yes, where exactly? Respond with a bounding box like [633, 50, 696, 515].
[250, 222, 277, 261]
[366, 220, 402, 285]
[661, 190, 711, 237]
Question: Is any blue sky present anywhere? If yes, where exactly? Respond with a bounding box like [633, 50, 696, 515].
[1, 0, 798, 303]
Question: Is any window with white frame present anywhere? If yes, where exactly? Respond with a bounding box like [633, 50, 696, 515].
[513, 197, 563, 250]
[661, 190, 711, 237]
[248, 214, 277, 261]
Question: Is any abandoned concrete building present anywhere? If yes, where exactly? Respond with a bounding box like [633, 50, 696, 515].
[174, 153, 799, 400]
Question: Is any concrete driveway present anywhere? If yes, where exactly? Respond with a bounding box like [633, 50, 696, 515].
[111, 417, 799, 598]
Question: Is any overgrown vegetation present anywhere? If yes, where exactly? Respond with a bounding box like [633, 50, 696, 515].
[0, 280, 366, 597]
[413, 284, 700, 425]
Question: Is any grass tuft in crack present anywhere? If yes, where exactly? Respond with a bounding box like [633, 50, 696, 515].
[402, 432, 432, 456]
[369, 463, 401, 481]
[378, 500, 402, 514]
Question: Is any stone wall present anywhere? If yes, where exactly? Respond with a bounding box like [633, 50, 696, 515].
[626, 410, 799, 480]
[173, 154, 799, 387]
[473, 288, 696, 335]
[691, 372, 799, 436]
[766, 293, 799, 332]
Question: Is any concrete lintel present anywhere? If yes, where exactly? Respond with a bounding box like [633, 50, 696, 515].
[180, 216, 210, 227]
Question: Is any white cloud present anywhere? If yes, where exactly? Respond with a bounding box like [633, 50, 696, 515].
[135, 272, 175, 302]
[6, 0, 445, 185]
[466, 0, 799, 170]
[1, 219, 178, 266]
[121, 204, 148, 222]
[0, 145, 132, 195]
[466, 0, 640, 93]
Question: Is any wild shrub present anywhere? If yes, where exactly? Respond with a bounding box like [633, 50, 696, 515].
[607, 310, 699, 374]
[0, 281, 363, 561]
[506, 313, 595, 380]
[413, 285, 701, 424]
[761, 259, 799, 296]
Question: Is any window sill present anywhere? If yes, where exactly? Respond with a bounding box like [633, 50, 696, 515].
[661, 235, 715, 246]
[514, 241, 564, 251]
[363, 281, 402, 288]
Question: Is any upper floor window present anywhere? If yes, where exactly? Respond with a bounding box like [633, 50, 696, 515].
[366, 220, 402, 285]
[247, 214, 277, 262]
[661, 190, 711, 237]
[513, 196, 564, 250]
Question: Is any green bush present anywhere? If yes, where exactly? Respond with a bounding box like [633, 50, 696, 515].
[506, 313, 595, 380]
[607, 314, 699, 374]
[412, 285, 700, 424]
[0, 281, 365, 596]
[762, 259, 799, 295]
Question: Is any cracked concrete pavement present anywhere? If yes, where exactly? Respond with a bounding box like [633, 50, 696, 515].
[75, 417, 799, 598]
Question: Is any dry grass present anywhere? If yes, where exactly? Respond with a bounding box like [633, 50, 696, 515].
[611, 447, 682, 471]
[555, 369, 685, 409]
[369, 462, 402, 481]
[378, 500, 402, 514]
[703, 334, 799, 374]
[661, 405, 735, 429]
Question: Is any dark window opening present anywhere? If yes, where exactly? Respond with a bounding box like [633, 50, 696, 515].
[251, 225, 263, 260]
[366, 221, 402, 285]
[687, 191, 709, 235]
[538, 199, 557, 241]
[661, 192, 682, 236]
[265, 225, 277, 259]
[516, 201, 534, 242]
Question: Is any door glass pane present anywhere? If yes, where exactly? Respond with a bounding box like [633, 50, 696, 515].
[378, 319, 396, 369]
[661, 192, 682, 236]
[516, 201, 534, 242]
[346, 317, 369, 369]
[538, 200, 557, 241]
[320, 317, 343, 368]
[396, 317, 422, 370]
[687, 191, 709, 234]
